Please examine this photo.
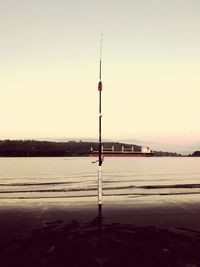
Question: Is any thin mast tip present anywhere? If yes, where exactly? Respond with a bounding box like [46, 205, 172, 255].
[99, 34, 103, 81]
[100, 34, 103, 61]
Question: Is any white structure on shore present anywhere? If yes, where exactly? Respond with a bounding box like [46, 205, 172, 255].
[141, 146, 151, 153]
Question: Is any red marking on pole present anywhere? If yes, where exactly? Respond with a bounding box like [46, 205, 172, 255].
[98, 81, 102, 91]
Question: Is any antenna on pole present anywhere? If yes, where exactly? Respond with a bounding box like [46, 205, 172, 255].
[98, 34, 103, 213]
[99, 33, 103, 80]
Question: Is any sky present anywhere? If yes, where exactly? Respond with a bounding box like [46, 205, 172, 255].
[0, 0, 200, 153]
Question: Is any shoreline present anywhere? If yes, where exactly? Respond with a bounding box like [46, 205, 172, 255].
[1, 195, 200, 266]
[1, 194, 200, 238]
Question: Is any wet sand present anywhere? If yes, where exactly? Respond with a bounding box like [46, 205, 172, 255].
[0, 195, 200, 266]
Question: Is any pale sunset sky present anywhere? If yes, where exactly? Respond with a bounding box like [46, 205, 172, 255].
[0, 0, 199, 153]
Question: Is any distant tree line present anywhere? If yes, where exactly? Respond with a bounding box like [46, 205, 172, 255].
[190, 151, 200, 157]
[0, 140, 181, 157]
[153, 151, 182, 157]
[0, 140, 91, 157]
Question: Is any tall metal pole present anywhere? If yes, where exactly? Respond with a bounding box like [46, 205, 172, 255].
[98, 34, 103, 213]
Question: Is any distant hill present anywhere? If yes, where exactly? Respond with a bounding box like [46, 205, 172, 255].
[0, 140, 181, 157]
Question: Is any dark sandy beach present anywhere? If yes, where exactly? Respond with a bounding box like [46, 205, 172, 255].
[1, 195, 200, 267]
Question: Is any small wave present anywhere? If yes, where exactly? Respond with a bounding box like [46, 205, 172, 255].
[0, 192, 200, 200]
[104, 179, 171, 183]
[0, 185, 139, 193]
[0, 187, 98, 194]
[0, 181, 76, 187]
[0, 195, 97, 199]
[1, 183, 200, 193]
[140, 184, 200, 189]
[128, 192, 200, 197]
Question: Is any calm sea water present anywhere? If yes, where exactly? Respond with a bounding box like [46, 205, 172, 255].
[0, 157, 199, 200]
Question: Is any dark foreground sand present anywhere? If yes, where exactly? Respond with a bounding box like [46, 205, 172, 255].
[1, 195, 200, 267]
